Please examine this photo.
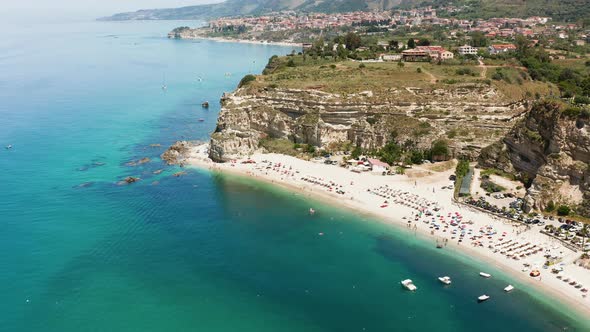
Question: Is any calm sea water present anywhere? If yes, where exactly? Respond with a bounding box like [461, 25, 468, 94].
[0, 19, 588, 332]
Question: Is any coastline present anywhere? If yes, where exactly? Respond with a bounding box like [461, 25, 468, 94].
[186, 144, 590, 322]
[173, 35, 302, 48]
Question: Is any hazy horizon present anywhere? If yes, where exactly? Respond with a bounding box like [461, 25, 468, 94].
[1, 0, 224, 21]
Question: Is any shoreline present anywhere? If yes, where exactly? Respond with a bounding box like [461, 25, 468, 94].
[186, 145, 590, 322]
[174, 34, 303, 48]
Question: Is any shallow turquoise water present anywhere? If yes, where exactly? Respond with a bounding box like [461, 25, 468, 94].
[0, 20, 588, 331]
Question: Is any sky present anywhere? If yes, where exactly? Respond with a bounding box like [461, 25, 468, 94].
[0, 0, 223, 20]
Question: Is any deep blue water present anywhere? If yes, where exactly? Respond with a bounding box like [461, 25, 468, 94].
[0, 19, 588, 331]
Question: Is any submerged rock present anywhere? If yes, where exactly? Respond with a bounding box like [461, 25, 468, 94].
[125, 176, 140, 183]
[118, 176, 140, 185]
[125, 157, 151, 167]
[73, 182, 95, 189]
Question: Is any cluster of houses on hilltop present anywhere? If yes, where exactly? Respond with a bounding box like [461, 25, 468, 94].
[209, 11, 391, 32]
[401, 46, 454, 62]
[386, 43, 517, 62]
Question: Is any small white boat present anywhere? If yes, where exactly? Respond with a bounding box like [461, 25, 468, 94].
[504, 285, 514, 292]
[401, 279, 417, 291]
[479, 272, 492, 278]
[438, 276, 452, 285]
[5, 144, 12, 149]
[478, 294, 490, 302]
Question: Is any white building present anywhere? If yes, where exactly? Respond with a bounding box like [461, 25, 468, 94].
[488, 44, 516, 55]
[368, 158, 389, 174]
[382, 54, 402, 61]
[458, 44, 478, 55]
[439, 50, 454, 60]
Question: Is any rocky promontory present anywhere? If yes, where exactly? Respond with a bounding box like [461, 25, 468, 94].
[209, 85, 527, 162]
[479, 101, 590, 215]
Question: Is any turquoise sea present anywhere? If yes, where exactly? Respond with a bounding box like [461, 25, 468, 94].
[0, 19, 589, 331]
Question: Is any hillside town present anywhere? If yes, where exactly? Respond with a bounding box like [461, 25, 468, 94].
[201, 7, 589, 50]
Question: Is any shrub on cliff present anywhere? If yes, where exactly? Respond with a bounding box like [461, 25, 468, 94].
[557, 205, 571, 216]
[430, 139, 449, 161]
[545, 200, 556, 212]
[562, 106, 582, 118]
[238, 74, 256, 88]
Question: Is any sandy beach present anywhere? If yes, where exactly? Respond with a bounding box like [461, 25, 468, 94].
[187, 143, 590, 319]
[180, 35, 302, 48]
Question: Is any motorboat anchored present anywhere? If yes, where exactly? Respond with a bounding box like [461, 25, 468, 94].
[504, 285, 514, 292]
[478, 294, 490, 302]
[401, 279, 417, 291]
[479, 272, 492, 278]
[438, 276, 452, 285]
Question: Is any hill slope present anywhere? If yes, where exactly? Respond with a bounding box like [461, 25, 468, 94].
[100, 0, 402, 21]
[400, 0, 589, 22]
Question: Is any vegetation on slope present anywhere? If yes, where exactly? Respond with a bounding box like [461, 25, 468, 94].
[400, 0, 590, 22]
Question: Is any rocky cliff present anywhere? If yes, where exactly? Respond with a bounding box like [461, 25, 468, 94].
[479, 101, 590, 215]
[209, 83, 527, 162]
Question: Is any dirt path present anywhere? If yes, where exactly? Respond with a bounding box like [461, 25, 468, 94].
[478, 59, 487, 78]
[478, 59, 529, 78]
[421, 67, 438, 83]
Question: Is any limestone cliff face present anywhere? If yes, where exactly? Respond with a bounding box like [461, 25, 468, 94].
[479, 101, 590, 214]
[209, 84, 526, 162]
[167, 27, 202, 39]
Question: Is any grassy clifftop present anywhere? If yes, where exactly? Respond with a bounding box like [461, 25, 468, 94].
[243, 55, 556, 103]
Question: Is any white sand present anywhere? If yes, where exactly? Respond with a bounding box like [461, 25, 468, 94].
[187, 36, 302, 48]
[187, 144, 590, 318]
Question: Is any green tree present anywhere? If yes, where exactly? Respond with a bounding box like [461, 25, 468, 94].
[345, 32, 362, 51]
[417, 38, 431, 46]
[397, 61, 405, 70]
[433, 30, 446, 42]
[515, 35, 530, 58]
[409, 150, 424, 164]
[389, 40, 399, 50]
[313, 37, 325, 55]
[455, 159, 470, 178]
[407, 38, 416, 49]
[430, 139, 449, 160]
[238, 74, 256, 88]
[469, 31, 488, 47]
[336, 44, 348, 60]
[351, 146, 362, 159]
[557, 205, 571, 216]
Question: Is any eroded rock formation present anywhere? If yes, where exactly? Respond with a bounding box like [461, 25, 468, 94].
[479, 101, 590, 214]
[209, 85, 527, 162]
